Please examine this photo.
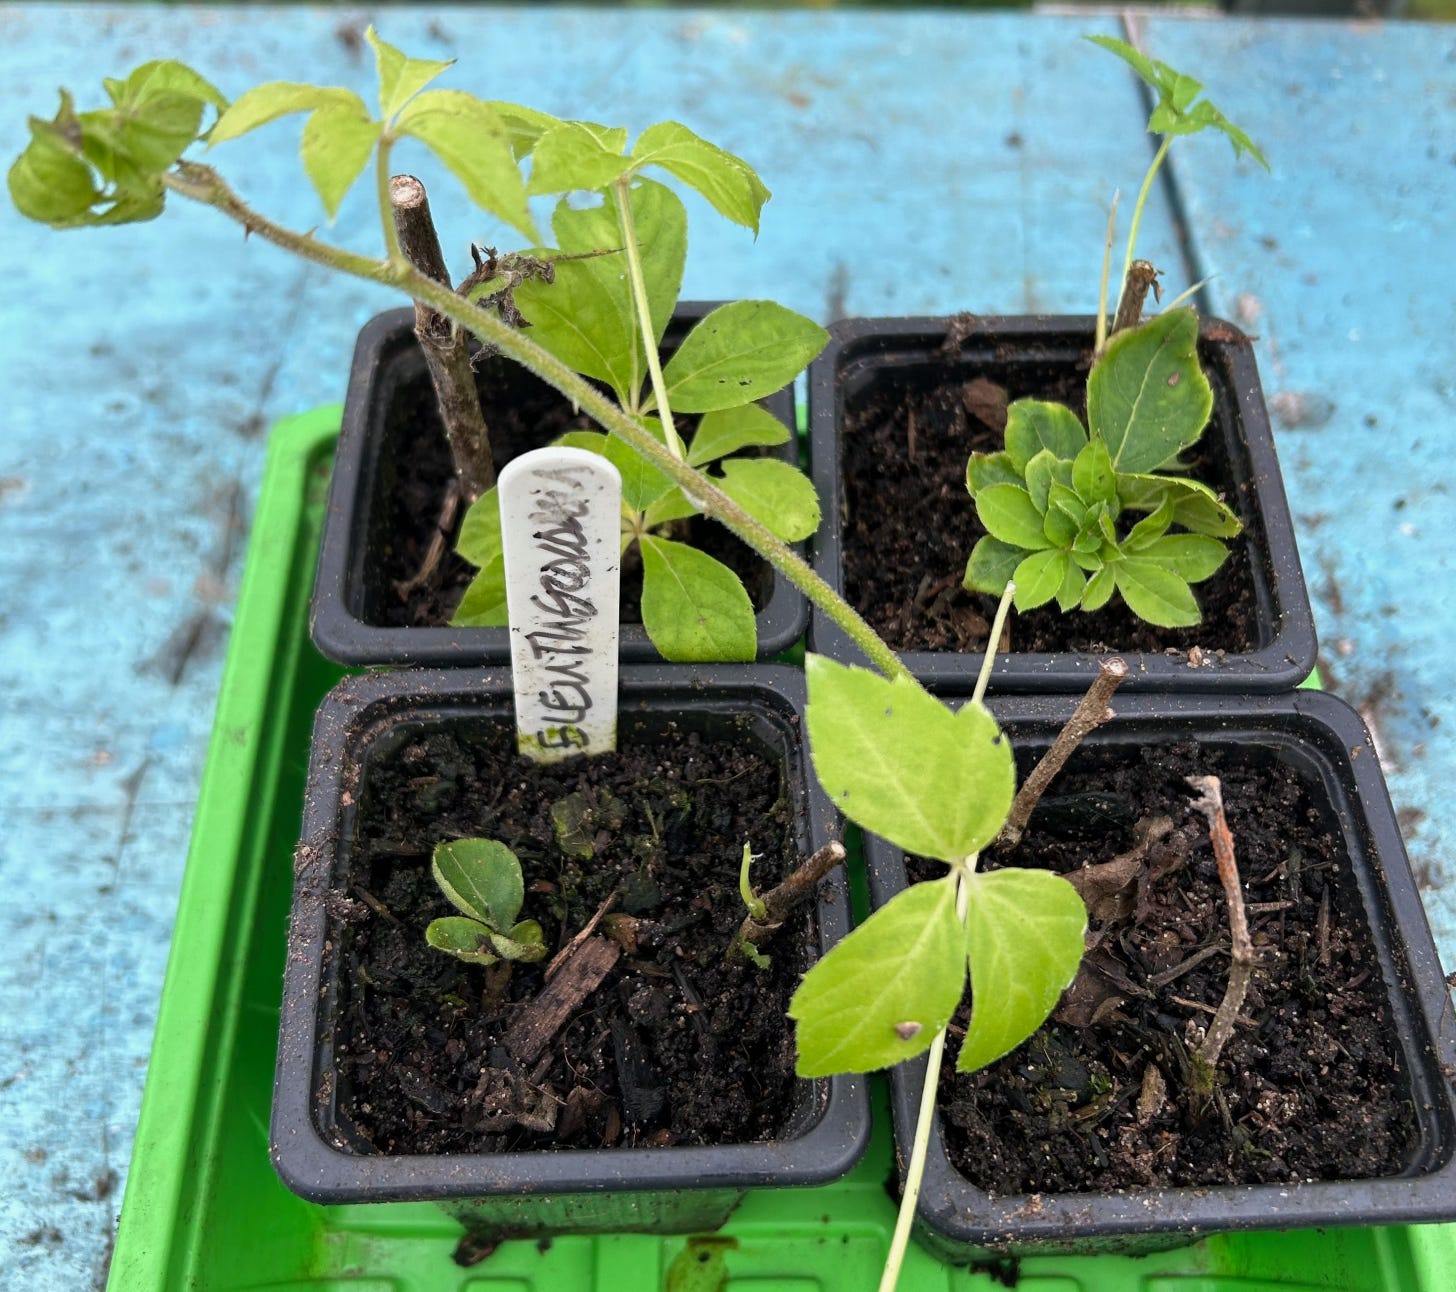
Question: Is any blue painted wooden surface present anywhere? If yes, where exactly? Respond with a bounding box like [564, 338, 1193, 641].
[0, 6, 1450, 1287]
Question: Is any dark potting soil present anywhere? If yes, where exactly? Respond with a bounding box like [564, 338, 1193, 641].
[910, 740, 1413, 1194]
[371, 356, 773, 628]
[326, 720, 811, 1156]
[840, 356, 1259, 656]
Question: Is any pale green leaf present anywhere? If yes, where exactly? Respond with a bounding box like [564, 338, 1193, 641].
[1012, 549, 1070, 612]
[804, 655, 1015, 863]
[962, 535, 1022, 596]
[1137, 532, 1230, 583]
[606, 421, 674, 513]
[966, 451, 1022, 498]
[790, 878, 965, 1077]
[1081, 564, 1116, 612]
[432, 838, 524, 928]
[639, 537, 755, 661]
[1114, 558, 1202, 627]
[486, 101, 565, 159]
[451, 559, 509, 627]
[300, 103, 381, 218]
[1004, 399, 1086, 471]
[455, 488, 502, 568]
[1056, 559, 1087, 612]
[688, 404, 790, 466]
[1023, 450, 1058, 516]
[630, 120, 770, 233]
[715, 458, 820, 543]
[658, 301, 827, 415]
[394, 90, 535, 240]
[528, 120, 632, 194]
[9, 115, 102, 225]
[957, 868, 1086, 1072]
[120, 60, 228, 114]
[554, 430, 610, 454]
[1072, 438, 1117, 506]
[1087, 308, 1213, 474]
[1123, 496, 1176, 550]
[488, 919, 549, 963]
[1118, 474, 1242, 538]
[643, 487, 698, 528]
[365, 26, 453, 119]
[210, 82, 363, 145]
[977, 484, 1051, 551]
[425, 916, 500, 964]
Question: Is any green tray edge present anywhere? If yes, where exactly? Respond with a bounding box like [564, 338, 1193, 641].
[105, 409, 1456, 1291]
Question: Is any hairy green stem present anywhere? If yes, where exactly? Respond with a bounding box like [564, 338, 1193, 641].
[160, 162, 914, 685]
[1121, 136, 1170, 292]
[613, 179, 683, 459]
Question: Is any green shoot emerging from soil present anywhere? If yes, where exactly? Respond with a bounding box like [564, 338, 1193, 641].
[449, 138, 825, 661]
[963, 308, 1242, 627]
[425, 838, 548, 966]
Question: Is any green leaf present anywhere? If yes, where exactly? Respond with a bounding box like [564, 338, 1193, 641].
[1123, 496, 1175, 551]
[515, 180, 686, 405]
[1056, 560, 1087, 613]
[1042, 496, 1082, 549]
[120, 60, 228, 115]
[487, 101, 565, 159]
[606, 421, 674, 512]
[365, 26, 453, 119]
[658, 301, 827, 414]
[966, 451, 1023, 498]
[1118, 474, 1242, 538]
[1114, 558, 1202, 627]
[451, 559, 509, 627]
[432, 838, 525, 928]
[688, 404, 790, 467]
[1004, 400, 1086, 471]
[1087, 308, 1213, 474]
[639, 536, 756, 661]
[644, 487, 698, 529]
[210, 83, 363, 145]
[1081, 564, 1116, 612]
[425, 916, 500, 965]
[976, 484, 1050, 552]
[715, 458, 820, 543]
[488, 919, 549, 963]
[1137, 533, 1230, 583]
[301, 103, 381, 218]
[963, 536, 1023, 596]
[630, 120, 771, 233]
[455, 488, 503, 568]
[9, 111, 101, 225]
[394, 91, 535, 240]
[957, 868, 1086, 1073]
[528, 120, 632, 194]
[1072, 438, 1117, 507]
[804, 656, 1015, 863]
[790, 878, 966, 1077]
[1023, 450, 1058, 516]
[1085, 34, 1161, 89]
[1012, 549, 1070, 612]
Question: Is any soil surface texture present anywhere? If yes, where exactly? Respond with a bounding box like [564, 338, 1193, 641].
[912, 739, 1414, 1194]
[840, 352, 1259, 655]
[372, 355, 773, 628]
[327, 719, 812, 1156]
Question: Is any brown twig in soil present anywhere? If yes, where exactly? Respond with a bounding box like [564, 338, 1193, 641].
[1186, 775, 1257, 1070]
[546, 890, 620, 980]
[393, 477, 462, 599]
[1111, 259, 1162, 337]
[995, 657, 1128, 851]
[502, 936, 621, 1067]
[731, 841, 847, 961]
[390, 174, 494, 502]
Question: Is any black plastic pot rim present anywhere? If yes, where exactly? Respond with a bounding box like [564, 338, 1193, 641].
[868, 689, 1456, 1248]
[310, 304, 809, 668]
[272, 664, 868, 1205]
[807, 314, 1319, 694]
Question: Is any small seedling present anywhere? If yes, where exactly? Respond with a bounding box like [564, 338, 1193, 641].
[735, 844, 773, 969]
[425, 838, 547, 966]
[963, 308, 1242, 627]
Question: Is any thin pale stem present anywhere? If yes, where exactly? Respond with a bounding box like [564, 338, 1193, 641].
[160, 162, 915, 685]
[614, 179, 683, 458]
[377, 136, 403, 264]
[1095, 191, 1120, 356]
[973, 582, 1015, 706]
[1121, 136, 1171, 295]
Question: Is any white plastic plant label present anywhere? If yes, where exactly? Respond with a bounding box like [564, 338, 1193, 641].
[498, 446, 623, 763]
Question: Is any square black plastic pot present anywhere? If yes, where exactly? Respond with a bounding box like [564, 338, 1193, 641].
[311, 303, 808, 666]
[272, 665, 869, 1241]
[808, 316, 1318, 692]
[865, 690, 1456, 1260]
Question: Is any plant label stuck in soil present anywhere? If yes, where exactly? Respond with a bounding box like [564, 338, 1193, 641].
[499, 447, 622, 762]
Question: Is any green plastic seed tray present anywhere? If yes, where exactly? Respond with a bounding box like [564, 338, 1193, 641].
[106, 408, 1456, 1291]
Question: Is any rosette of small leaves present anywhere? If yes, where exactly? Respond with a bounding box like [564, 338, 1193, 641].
[425, 838, 548, 966]
[788, 656, 1086, 1078]
[963, 308, 1243, 628]
[10, 28, 554, 239]
[452, 142, 825, 662]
